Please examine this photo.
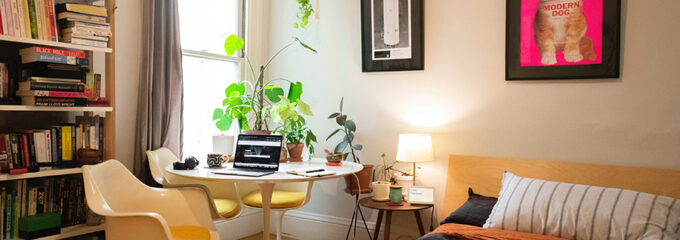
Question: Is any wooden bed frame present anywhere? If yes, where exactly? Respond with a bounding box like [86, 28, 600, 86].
[442, 155, 680, 219]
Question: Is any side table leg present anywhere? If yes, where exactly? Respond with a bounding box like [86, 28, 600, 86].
[384, 211, 392, 240]
[258, 183, 275, 239]
[414, 210, 425, 236]
[372, 210, 383, 240]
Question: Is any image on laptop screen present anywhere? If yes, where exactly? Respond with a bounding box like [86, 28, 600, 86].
[234, 134, 282, 170]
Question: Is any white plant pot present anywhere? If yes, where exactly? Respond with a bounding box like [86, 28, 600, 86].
[394, 173, 414, 197]
[372, 181, 391, 201]
[212, 135, 235, 155]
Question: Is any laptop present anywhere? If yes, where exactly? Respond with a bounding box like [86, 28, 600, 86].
[212, 134, 282, 177]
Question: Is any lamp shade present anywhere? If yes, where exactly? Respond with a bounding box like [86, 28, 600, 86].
[395, 134, 434, 163]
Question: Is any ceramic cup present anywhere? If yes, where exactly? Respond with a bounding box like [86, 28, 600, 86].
[207, 153, 223, 168]
[389, 185, 403, 204]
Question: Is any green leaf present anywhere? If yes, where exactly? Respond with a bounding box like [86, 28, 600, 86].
[339, 97, 344, 112]
[264, 84, 277, 90]
[295, 38, 317, 53]
[287, 82, 303, 102]
[336, 114, 347, 126]
[224, 35, 245, 56]
[297, 99, 313, 116]
[239, 117, 250, 131]
[344, 120, 356, 132]
[326, 129, 342, 141]
[328, 112, 341, 119]
[308, 130, 317, 142]
[381, 153, 386, 158]
[265, 87, 284, 103]
[212, 108, 223, 120]
[215, 117, 233, 131]
[225, 83, 245, 98]
[334, 140, 348, 154]
[293, 22, 299, 29]
[352, 144, 363, 151]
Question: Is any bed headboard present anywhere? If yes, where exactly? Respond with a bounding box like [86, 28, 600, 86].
[442, 155, 680, 219]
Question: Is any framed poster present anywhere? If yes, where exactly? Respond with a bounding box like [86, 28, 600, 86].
[506, 0, 621, 80]
[361, 0, 424, 72]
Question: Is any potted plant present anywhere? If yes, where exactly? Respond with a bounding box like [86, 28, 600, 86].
[270, 97, 317, 162]
[372, 153, 396, 201]
[212, 0, 317, 134]
[327, 98, 373, 195]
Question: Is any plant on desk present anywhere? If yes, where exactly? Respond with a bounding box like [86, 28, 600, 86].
[327, 97, 374, 194]
[270, 96, 317, 162]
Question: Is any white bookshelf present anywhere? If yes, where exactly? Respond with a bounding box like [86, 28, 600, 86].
[0, 105, 113, 112]
[0, 168, 82, 181]
[13, 224, 106, 240]
[0, 35, 112, 53]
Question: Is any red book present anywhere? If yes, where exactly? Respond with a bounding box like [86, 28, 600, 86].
[45, 0, 56, 41]
[20, 46, 86, 58]
[0, 6, 4, 35]
[19, 132, 31, 169]
[16, 90, 87, 98]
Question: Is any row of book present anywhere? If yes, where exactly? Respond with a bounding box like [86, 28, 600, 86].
[0, 0, 59, 41]
[0, 64, 8, 99]
[0, 115, 104, 174]
[57, 3, 110, 48]
[1, 175, 87, 239]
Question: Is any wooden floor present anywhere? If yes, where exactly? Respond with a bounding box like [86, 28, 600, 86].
[239, 232, 297, 240]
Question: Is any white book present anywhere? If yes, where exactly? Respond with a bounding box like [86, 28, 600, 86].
[14, 0, 26, 38]
[10, 0, 21, 37]
[62, 37, 107, 48]
[89, 125, 97, 150]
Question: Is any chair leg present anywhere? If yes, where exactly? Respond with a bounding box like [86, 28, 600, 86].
[275, 210, 286, 240]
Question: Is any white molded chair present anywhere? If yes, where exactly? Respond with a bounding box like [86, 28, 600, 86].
[82, 160, 219, 240]
[147, 148, 241, 219]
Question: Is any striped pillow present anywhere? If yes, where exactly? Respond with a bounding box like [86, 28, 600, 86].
[483, 172, 679, 240]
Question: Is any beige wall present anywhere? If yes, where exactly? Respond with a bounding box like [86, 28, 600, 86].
[266, 0, 680, 238]
[114, 0, 143, 169]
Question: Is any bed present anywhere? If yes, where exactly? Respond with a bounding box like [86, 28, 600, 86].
[422, 155, 680, 240]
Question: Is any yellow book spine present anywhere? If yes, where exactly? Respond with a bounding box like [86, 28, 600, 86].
[61, 126, 72, 160]
[66, 4, 107, 17]
[21, 0, 30, 38]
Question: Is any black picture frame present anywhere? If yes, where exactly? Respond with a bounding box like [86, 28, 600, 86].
[361, 0, 424, 72]
[506, 0, 621, 80]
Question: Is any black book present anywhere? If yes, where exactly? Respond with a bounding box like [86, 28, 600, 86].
[21, 62, 86, 81]
[18, 81, 84, 92]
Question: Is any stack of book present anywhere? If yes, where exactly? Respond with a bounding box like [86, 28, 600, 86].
[0, 116, 104, 174]
[0, 175, 87, 239]
[18, 46, 88, 107]
[55, 3, 109, 48]
[0, 0, 59, 41]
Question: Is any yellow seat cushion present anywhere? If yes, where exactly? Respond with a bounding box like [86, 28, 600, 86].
[242, 190, 306, 209]
[169, 226, 210, 240]
[214, 198, 240, 218]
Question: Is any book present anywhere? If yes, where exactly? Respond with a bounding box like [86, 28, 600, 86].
[10, 0, 20, 37]
[60, 31, 107, 41]
[21, 96, 87, 106]
[4, 0, 15, 36]
[61, 26, 111, 37]
[0, 0, 6, 35]
[21, 0, 29, 38]
[21, 62, 85, 80]
[16, 90, 86, 98]
[27, 0, 37, 39]
[57, 11, 106, 23]
[20, 52, 88, 66]
[35, 0, 44, 40]
[0, 63, 5, 98]
[29, 76, 82, 84]
[13, 0, 26, 38]
[60, 20, 109, 30]
[55, 3, 107, 17]
[45, 0, 56, 41]
[18, 81, 84, 92]
[20, 46, 86, 58]
[60, 36, 107, 48]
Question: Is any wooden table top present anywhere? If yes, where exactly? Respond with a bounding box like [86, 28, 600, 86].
[359, 197, 432, 211]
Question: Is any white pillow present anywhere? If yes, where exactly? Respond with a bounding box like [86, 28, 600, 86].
[483, 172, 679, 240]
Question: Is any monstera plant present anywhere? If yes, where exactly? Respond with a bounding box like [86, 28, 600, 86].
[212, 0, 317, 133]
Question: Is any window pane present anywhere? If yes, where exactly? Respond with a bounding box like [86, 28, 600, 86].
[181, 55, 238, 158]
[178, 0, 239, 55]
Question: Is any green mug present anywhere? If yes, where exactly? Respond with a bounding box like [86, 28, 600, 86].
[389, 185, 403, 204]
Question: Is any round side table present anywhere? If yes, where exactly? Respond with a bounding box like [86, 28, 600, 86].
[359, 197, 432, 240]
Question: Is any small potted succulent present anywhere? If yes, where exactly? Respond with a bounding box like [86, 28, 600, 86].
[327, 97, 373, 195]
[271, 96, 317, 162]
[372, 153, 397, 201]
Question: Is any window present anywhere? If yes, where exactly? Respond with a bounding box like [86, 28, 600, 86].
[178, 0, 244, 158]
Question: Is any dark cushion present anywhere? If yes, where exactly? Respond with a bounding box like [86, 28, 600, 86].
[440, 188, 497, 227]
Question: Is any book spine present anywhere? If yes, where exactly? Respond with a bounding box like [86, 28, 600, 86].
[24, 82, 84, 92]
[19, 134, 29, 169]
[32, 97, 87, 107]
[3, 0, 13, 36]
[13, 0, 25, 38]
[56, 3, 107, 17]
[26, 53, 88, 66]
[0, 0, 6, 35]
[49, 128, 57, 167]
[45, 0, 55, 41]
[60, 126, 71, 161]
[26, 0, 36, 39]
[9, 0, 17, 36]
[35, 0, 43, 40]
[21, 0, 29, 38]
[25, 46, 86, 58]
[18, 90, 86, 98]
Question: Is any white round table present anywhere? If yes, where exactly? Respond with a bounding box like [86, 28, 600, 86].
[166, 158, 363, 237]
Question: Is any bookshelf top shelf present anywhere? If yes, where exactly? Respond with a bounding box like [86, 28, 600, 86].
[0, 35, 112, 53]
[0, 105, 113, 112]
[0, 168, 82, 181]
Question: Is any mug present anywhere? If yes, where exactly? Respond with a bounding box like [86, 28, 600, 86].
[207, 153, 223, 168]
[389, 185, 403, 204]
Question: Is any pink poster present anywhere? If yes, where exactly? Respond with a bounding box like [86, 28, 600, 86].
[520, 0, 603, 67]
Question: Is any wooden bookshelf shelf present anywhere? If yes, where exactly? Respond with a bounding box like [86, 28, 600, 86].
[0, 35, 112, 53]
[0, 168, 82, 181]
[13, 223, 106, 240]
[0, 105, 113, 112]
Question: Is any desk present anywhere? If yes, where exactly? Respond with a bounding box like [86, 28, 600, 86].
[166, 159, 363, 238]
[359, 197, 432, 240]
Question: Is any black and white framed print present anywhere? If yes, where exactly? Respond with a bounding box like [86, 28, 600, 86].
[361, 0, 424, 72]
[506, 0, 621, 80]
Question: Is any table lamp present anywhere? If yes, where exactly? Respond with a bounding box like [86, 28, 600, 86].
[395, 134, 434, 185]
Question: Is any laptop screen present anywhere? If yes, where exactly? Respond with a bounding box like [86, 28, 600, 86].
[234, 134, 282, 170]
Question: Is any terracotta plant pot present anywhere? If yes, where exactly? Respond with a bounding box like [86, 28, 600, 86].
[242, 130, 272, 135]
[76, 148, 101, 165]
[344, 164, 374, 195]
[286, 143, 304, 162]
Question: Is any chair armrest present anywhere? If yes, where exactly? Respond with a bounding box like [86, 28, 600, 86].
[132, 187, 216, 229]
[163, 183, 222, 220]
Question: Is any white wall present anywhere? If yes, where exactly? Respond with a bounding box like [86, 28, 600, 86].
[114, 0, 143, 169]
[266, 0, 680, 239]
